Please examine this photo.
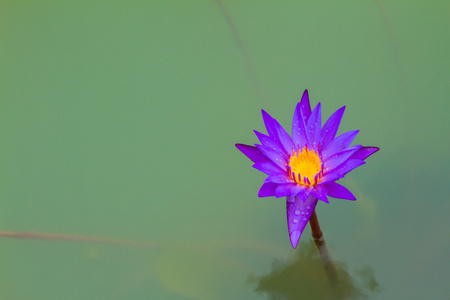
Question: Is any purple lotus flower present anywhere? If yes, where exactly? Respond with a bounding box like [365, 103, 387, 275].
[236, 90, 379, 248]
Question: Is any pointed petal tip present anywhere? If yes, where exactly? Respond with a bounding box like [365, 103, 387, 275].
[337, 105, 346, 112]
[312, 102, 322, 114]
[258, 182, 278, 197]
[253, 130, 266, 140]
[311, 185, 329, 203]
[235, 143, 250, 152]
[290, 230, 301, 249]
[300, 89, 310, 103]
[324, 182, 357, 200]
[236, 144, 270, 164]
[235, 143, 250, 151]
[320, 196, 330, 204]
[363, 146, 380, 160]
[350, 146, 380, 161]
[366, 146, 380, 154]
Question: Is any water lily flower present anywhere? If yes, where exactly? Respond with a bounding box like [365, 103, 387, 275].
[236, 90, 379, 248]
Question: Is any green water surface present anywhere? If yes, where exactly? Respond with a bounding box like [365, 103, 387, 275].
[0, 1, 448, 299]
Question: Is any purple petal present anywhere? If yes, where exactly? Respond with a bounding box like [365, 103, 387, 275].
[324, 182, 356, 200]
[323, 145, 362, 173]
[299, 90, 312, 122]
[293, 185, 307, 196]
[286, 193, 317, 249]
[321, 130, 359, 160]
[320, 159, 366, 184]
[256, 144, 287, 169]
[254, 130, 288, 161]
[261, 110, 280, 139]
[305, 103, 322, 151]
[253, 161, 284, 175]
[258, 182, 278, 197]
[264, 173, 294, 184]
[349, 146, 380, 161]
[261, 110, 295, 154]
[310, 184, 329, 203]
[338, 159, 365, 176]
[235, 144, 268, 163]
[276, 123, 295, 155]
[320, 106, 345, 151]
[292, 102, 308, 149]
[275, 183, 302, 198]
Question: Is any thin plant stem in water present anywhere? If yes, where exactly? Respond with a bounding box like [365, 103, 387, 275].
[215, 0, 265, 105]
[0, 231, 162, 248]
[309, 210, 338, 284]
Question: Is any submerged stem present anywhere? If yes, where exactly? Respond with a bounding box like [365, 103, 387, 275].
[215, 0, 265, 105]
[0, 231, 161, 248]
[309, 210, 338, 283]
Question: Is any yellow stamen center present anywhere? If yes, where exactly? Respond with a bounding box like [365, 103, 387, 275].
[288, 146, 323, 186]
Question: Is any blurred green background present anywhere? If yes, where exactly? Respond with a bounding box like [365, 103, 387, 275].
[0, 1, 448, 299]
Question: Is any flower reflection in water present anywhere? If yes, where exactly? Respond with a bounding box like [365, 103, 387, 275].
[247, 240, 379, 300]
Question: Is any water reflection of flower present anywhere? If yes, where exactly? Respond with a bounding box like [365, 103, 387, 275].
[247, 240, 380, 300]
[236, 90, 379, 248]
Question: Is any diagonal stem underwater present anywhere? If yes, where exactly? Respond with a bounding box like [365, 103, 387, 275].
[309, 210, 338, 284]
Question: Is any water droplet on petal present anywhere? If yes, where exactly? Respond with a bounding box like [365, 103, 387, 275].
[294, 210, 300, 215]
[303, 217, 307, 221]
[293, 219, 298, 224]
[307, 206, 311, 209]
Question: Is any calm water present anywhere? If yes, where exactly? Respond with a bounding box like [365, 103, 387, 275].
[0, 1, 448, 299]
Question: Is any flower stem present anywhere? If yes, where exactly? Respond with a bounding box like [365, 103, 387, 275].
[0, 231, 161, 248]
[309, 210, 338, 283]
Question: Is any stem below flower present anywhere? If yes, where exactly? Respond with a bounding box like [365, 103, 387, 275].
[309, 210, 338, 284]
